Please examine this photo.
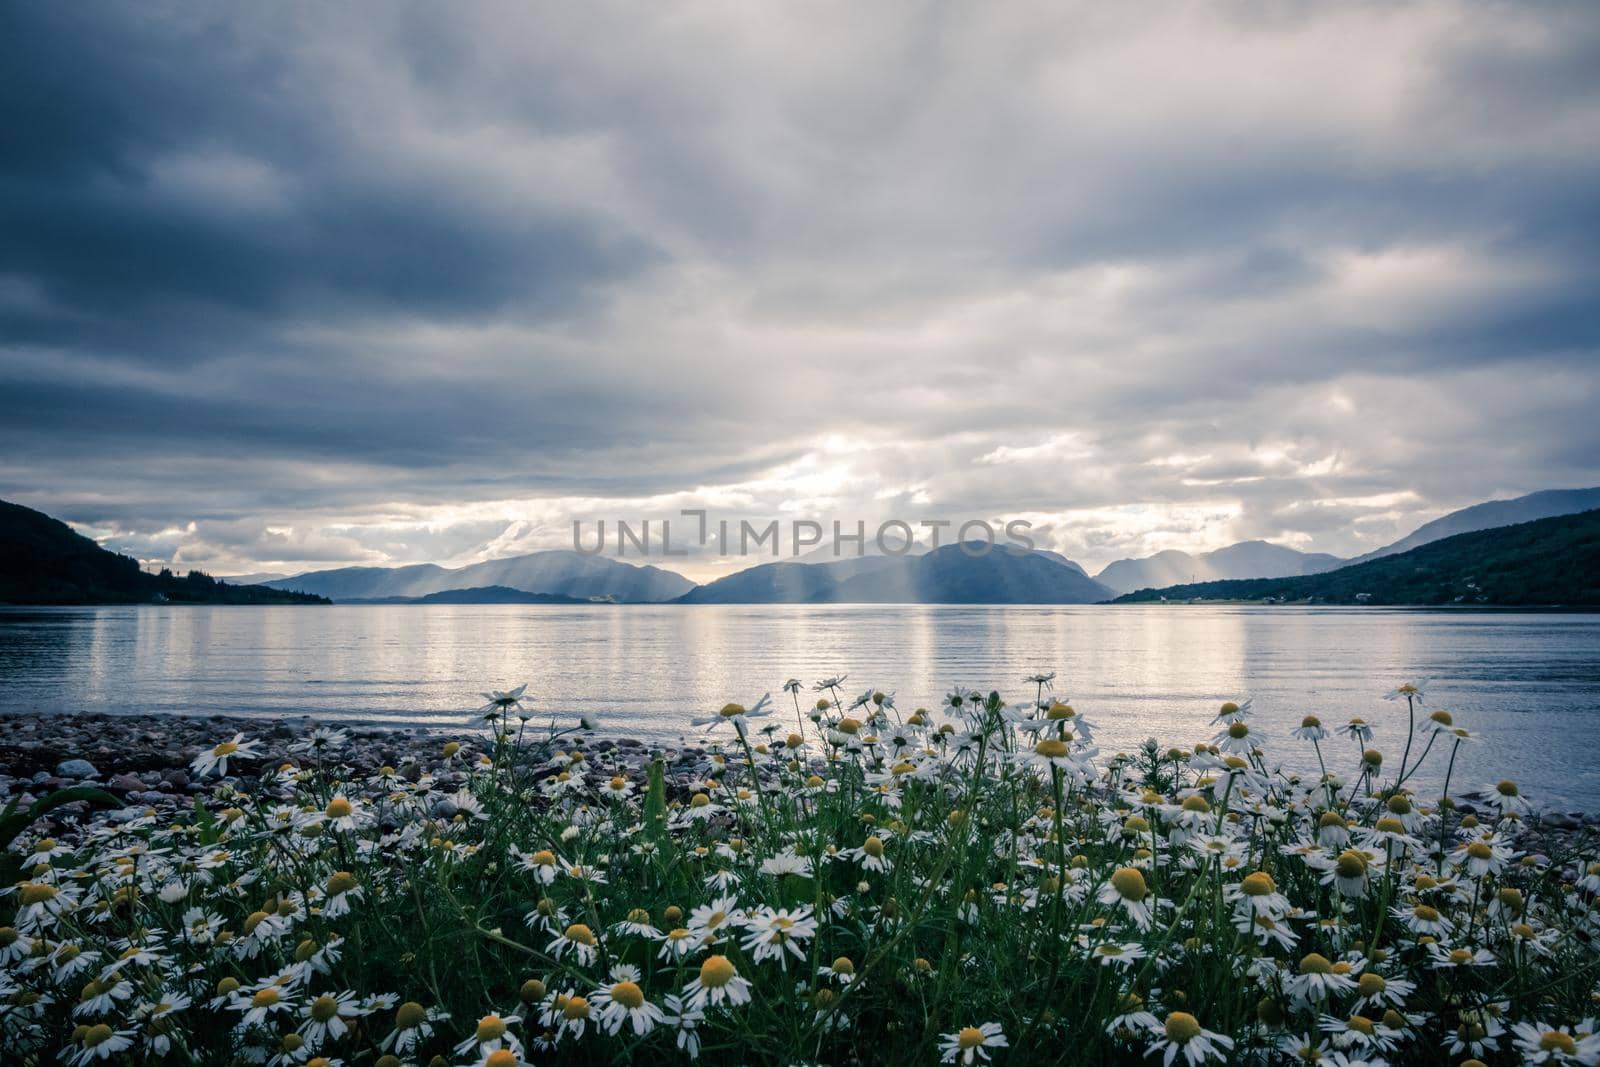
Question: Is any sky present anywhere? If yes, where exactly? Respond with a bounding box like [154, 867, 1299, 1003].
[2, 2, 1598, 583]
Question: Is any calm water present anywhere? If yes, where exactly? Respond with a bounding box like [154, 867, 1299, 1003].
[1, 605, 1597, 807]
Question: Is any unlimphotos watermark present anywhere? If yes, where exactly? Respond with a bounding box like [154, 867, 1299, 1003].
[573, 511, 1036, 558]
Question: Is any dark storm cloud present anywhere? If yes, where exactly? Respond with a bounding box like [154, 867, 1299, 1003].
[1, 2, 1597, 576]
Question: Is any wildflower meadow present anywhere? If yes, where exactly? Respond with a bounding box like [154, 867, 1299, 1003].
[4, 679, 1598, 1065]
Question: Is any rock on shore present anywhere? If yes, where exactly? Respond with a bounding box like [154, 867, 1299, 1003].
[0, 710, 713, 819]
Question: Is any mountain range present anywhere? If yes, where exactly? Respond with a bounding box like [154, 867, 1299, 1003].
[1114, 509, 1600, 606]
[7, 485, 1597, 606]
[679, 543, 1114, 603]
[1093, 541, 1343, 595]
[221, 485, 1600, 605]
[1341, 487, 1600, 566]
[259, 550, 694, 603]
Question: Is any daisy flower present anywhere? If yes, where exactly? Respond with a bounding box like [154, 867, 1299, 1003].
[691, 694, 773, 737]
[591, 978, 664, 1037]
[939, 1021, 1008, 1064]
[320, 871, 363, 918]
[1286, 953, 1359, 1002]
[739, 906, 816, 968]
[1291, 715, 1329, 741]
[1337, 719, 1373, 744]
[1427, 944, 1496, 969]
[1393, 902, 1452, 938]
[1511, 1021, 1600, 1064]
[1485, 779, 1531, 816]
[191, 734, 264, 777]
[66, 1024, 137, 1066]
[453, 1013, 523, 1058]
[686, 896, 742, 947]
[1211, 700, 1252, 724]
[477, 685, 528, 720]
[657, 927, 697, 962]
[548, 923, 600, 966]
[1225, 870, 1290, 920]
[1097, 867, 1157, 931]
[1090, 941, 1147, 967]
[683, 954, 753, 1010]
[1454, 837, 1511, 878]
[513, 848, 563, 885]
[301, 990, 367, 1048]
[229, 982, 300, 1028]
[380, 1000, 447, 1056]
[1145, 1012, 1233, 1066]
[846, 834, 893, 874]
[1213, 721, 1256, 755]
[1352, 971, 1415, 1010]
[759, 849, 814, 878]
[660, 994, 704, 1060]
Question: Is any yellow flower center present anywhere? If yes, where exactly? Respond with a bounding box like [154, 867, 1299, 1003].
[532, 850, 556, 866]
[18, 883, 56, 906]
[311, 995, 339, 1022]
[83, 1024, 114, 1048]
[325, 798, 353, 819]
[1449, 949, 1473, 964]
[719, 703, 745, 718]
[609, 981, 644, 1009]
[838, 718, 862, 735]
[690, 793, 710, 808]
[1357, 973, 1385, 997]
[1467, 842, 1492, 860]
[1299, 953, 1333, 975]
[475, 1015, 507, 1042]
[1227, 722, 1249, 739]
[957, 1027, 987, 1050]
[831, 956, 855, 975]
[252, 987, 280, 1008]
[1300, 715, 1321, 728]
[1413, 904, 1440, 923]
[1541, 1032, 1578, 1054]
[1240, 872, 1276, 896]
[1165, 1012, 1202, 1043]
[1348, 1015, 1375, 1036]
[326, 872, 357, 896]
[699, 955, 737, 988]
[485, 1053, 517, 1067]
[564, 923, 595, 946]
[863, 836, 885, 858]
[1110, 867, 1147, 902]
[1334, 850, 1367, 878]
[213, 741, 239, 757]
[396, 1002, 426, 1029]
[1497, 780, 1519, 796]
[1034, 739, 1070, 759]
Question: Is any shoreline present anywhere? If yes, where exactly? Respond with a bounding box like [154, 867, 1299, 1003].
[3, 709, 1595, 836]
[0, 710, 714, 813]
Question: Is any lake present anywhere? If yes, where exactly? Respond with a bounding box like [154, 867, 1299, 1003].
[1, 604, 1597, 807]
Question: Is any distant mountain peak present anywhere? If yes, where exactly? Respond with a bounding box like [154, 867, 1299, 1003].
[261, 548, 695, 603]
[1094, 540, 1343, 596]
[680, 540, 1111, 604]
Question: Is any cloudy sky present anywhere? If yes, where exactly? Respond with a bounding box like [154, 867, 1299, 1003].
[3, 2, 1597, 582]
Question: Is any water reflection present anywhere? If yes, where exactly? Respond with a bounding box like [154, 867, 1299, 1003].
[0, 605, 1596, 806]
